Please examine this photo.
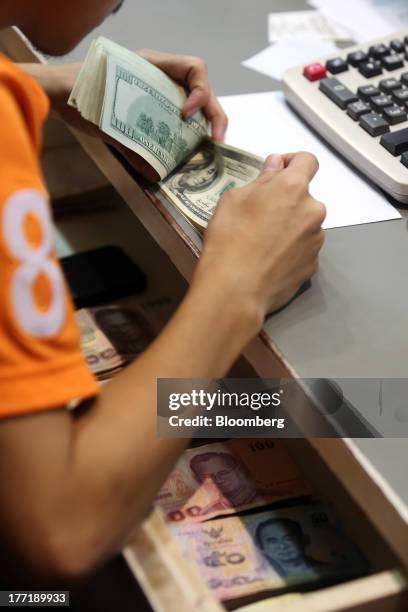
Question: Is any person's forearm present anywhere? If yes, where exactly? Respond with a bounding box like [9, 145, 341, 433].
[1, 278, 260, 581]
[19, 63, 82, 119]
[71, 277, 259, 554]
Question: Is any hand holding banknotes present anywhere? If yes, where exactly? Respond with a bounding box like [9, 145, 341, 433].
[136, 49, 228, 141]
[196, 152, 326, 325]
[21, 52, 227, 181]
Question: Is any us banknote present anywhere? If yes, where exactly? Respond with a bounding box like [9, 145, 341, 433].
[172, 503, 369, 602]
[156, 439, 312, 524]
[69, 37, 263, 229]
[160, 140, 262, 230]
[69, 37, 207, 180]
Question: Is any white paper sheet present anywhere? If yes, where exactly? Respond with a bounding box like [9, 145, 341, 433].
[242, 39, 337, 81]
[308, 0, 408, 42]
[219, 92, 401, 230]
[268, 10, 351, 43]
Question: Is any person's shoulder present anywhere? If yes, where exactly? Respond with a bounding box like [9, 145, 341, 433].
[0, 54, 32, 100]
[0, 55, 48, 156]
[0, 54, 49, 150]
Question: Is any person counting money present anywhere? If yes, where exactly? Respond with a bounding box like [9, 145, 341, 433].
[0, 0, 326, 585]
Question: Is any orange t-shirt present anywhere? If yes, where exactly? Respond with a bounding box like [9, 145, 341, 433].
[0, 55, 98, 418]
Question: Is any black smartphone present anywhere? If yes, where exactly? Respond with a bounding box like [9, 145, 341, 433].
[60, 246, 147, 309]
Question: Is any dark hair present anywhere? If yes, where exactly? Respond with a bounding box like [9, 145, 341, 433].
[255, 518, 304, 550]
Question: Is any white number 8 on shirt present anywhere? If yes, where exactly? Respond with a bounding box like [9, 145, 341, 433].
[3, 189, 65, 338]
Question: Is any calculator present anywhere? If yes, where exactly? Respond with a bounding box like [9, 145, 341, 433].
[283, 31, 408, 203]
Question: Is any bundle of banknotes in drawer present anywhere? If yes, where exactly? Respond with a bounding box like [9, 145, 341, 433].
[153, 438, 369, 607]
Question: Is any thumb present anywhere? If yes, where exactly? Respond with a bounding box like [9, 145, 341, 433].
[256, 154, 285, 185]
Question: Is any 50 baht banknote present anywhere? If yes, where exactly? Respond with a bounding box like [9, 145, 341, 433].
[172, 502, 369, 602]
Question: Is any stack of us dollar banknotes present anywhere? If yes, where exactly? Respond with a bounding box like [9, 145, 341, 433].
[152, 438, 369, 607]
[68, 37, 263, 231]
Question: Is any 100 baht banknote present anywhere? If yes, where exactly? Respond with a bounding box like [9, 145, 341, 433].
[76, 300, 155, 379]
[76, 308, 124, 379]
[172, 502, 369, 602]
[156, 439, 312, 524]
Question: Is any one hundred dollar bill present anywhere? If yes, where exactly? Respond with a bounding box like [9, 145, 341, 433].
[172, 503, 369, 602]
[155, 439, 312, 524]
[69, 37, 264, 230]
[69, 37, 207, 180]
[160, 140, 262, 230]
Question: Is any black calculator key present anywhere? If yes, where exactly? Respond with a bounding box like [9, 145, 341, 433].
[347, 100, 371, 120]
[326, 57, 348, 74]
[390, 39, 405, 53]
[359, 60, 383, 78]
[392, 87, 408, 103]
[401, 151, 408, 167]
[370, 94, 393, 112]
[379, 78, 401, 93]
[381, 127, 408, 155]
[383, 104, 407, 125]
[347, 50, 369, 66]
[369, 43, 389, 58]
[358, 84, 380, 100]
[319, 77, 358, 109]
[360, 113, 390, 136]
[404, 36, 408, 45]
[382, 54, 404, 71]
[401, 72, 408, 86]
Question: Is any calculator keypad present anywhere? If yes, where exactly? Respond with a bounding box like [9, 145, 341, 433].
[303, 37, 408, 169]
[360, 113, 390, 136]
[383, 105, 407, 125]
[369, 44, 389, 58]
[382, 54, 404, 71]
[370, 94, 393, 112]
[392, 88, 408, 103]
[326, 57, 349, 75]
[303, 63, 327, 81]
[358, 85, 380, 100]
[379, 78, 400, 93]
[359, 60, 383, 78]
[390, 39, 405, 53]
[380, 127, 408, 155]
[401, 150, 408, 167]
[319, 78, 357, 109]
[347, 100, 372, 120]
[347, 51, 369, 66]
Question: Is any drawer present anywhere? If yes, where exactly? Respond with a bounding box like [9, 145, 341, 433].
[124, 438, 408, 612]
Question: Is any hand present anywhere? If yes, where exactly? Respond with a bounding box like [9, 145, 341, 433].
[29, 63, 164, 182]
[22, 53, 227, 182]
[194, 152, 326, 335]
[137, 49, 228, 141]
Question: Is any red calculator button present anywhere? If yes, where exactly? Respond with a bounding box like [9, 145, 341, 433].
[303, 63, 327, 81]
